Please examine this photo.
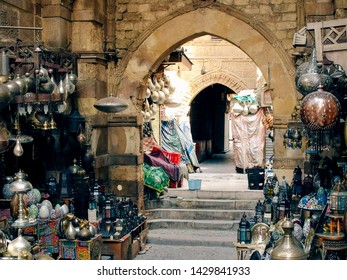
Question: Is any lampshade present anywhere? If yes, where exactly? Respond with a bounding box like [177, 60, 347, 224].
[94, 95, 129, 113]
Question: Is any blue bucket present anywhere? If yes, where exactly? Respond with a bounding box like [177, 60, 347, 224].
[188, 179, 201, 190]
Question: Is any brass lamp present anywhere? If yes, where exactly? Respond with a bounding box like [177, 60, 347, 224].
[270, 219, 308, 260]
[9, 170, 33, 228]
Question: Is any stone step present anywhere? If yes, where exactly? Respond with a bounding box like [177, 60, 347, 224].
[145, 228, 238, 247]
[166, 189, 264, 200]
[146, 208, 254, 221]
[157, 197, 258, 210]
[147, 218, 240, 231]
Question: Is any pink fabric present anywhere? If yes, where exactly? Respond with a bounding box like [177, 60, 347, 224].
[143, 136, 159, 153]
[231, 108, 266, 171]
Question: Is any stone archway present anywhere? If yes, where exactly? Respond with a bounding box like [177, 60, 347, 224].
[106, 5, 300, 203]
[187, 70, 248, 102]
[171, 70, 248, 116]
[115, 5, 296, 119]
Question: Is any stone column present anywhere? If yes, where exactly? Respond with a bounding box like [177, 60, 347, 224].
[41, 0, 73, 49]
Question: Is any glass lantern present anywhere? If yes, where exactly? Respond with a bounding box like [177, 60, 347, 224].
[263, 198, 272, 224]
[329, 177, 347, 214]
[255, 200, 264, 223]
[237, 213, 251, 244]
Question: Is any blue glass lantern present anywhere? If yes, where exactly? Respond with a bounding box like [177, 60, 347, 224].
[237, 213, 251, 244]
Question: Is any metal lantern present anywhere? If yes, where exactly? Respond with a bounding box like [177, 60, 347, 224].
[329, 178, 347, 214]
[249, 216, 257, 230]
[9, 170, 33, 228]
[277, 195, 291, 221]
[279, 176, 290, 202]
[300, 85, 340, 131]
[270, 219, 308, 260]
[255, 200, 264, 223]
[292, 166, 303, 196]
[263, 198, 272, 224]
[237, 213, 251, 244]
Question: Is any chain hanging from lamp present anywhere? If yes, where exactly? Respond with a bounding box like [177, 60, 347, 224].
[93, 0, 128, 114]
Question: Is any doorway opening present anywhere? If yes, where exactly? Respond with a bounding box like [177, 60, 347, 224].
[190, 83, 233, 163]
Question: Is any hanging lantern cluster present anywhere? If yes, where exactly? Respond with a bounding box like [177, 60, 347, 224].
[142, 74, 176, 122]
[0, 51, 76, 118]
[295, 48, 334, 96]
[295, 48, 342, 152]
[283, 127, 304, 149]
[231, 90, 260, 116]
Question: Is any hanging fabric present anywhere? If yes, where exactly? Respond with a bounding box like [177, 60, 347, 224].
[231, 108, 266, 172]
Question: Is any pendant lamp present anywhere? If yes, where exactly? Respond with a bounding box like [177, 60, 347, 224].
[94, 93, 128, 113]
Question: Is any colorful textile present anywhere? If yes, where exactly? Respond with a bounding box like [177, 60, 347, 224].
[161, 119, 200, 170]
[144, 149, 180, 181]
[143, 163, 169, 193]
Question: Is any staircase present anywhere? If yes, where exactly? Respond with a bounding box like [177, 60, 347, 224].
[143, 175, 264, 249]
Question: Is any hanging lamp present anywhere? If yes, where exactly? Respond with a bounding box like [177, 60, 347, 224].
[94, 93, 128, 113]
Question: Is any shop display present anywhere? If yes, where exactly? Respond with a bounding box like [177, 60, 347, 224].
[235, 161, 347, 260]
[0, 10, 347, 263]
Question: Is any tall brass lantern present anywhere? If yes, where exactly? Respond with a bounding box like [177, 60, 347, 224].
[270, 219, 308, 260]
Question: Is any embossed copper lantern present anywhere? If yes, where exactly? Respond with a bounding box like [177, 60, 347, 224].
[300, 85, 340, 131]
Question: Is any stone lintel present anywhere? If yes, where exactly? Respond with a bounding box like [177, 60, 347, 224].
[41, 0, 69, 6]
[304, 1, 335, 16]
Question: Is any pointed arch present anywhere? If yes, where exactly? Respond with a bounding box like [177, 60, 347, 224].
[115, 5, 296, 116]
[187, 70, 248, 102]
